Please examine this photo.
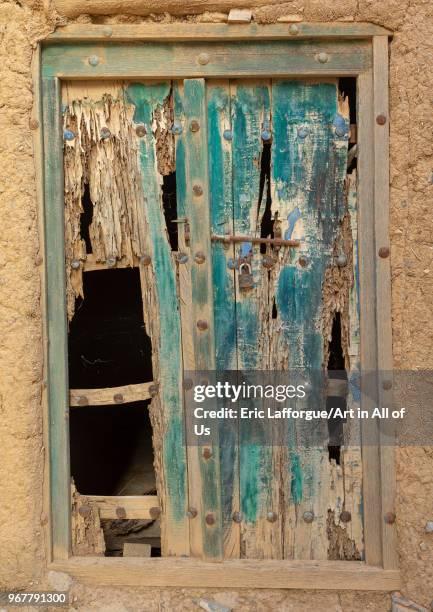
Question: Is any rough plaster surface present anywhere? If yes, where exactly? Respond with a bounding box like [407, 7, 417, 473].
[0, 0, 432, 609]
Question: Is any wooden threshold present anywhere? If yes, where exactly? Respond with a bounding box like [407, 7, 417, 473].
[50, 558, 400, 590]
[69, 381, 154, 406]
[47, 23, 392, 42]
[86, 495, 159, 519]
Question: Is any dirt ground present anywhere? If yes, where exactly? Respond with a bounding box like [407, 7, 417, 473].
[0, 0, 432, 609]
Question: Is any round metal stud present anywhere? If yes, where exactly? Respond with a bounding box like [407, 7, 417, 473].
[78, 505, 92, 518]
[303, 510, 315, 523]
[261, 129, 272, 142]
[149, 383, 159, 397]
[232, 511, 243, 523]
[379, 246, 390, 258]
[205, 513, 215, 526]
[289, 24, 299, 35]
[267, 511, 278, 523]
[227, 258, 238, 270]
[140, 254, 152, 266]
[187, 507, 198, 519]
[382, 380, 393, 391]
[194, 252, 206, 264]
[298, 255, 309, 268]
[424, 521, 433, 533]
[71, 259, 81, 270]
[113, 393, 124, 404]
[376, 114, 387, 125]
[190, 120, 200, 133]
[297, 126, 309, 139]
[149, 506, 161, 519]
[102, 26, 113, 37]
[203, 447, 212, 460]
[193, 184, 203, 197]
[336, 253, 347, 267]
[197, 52, 210, 65]
[100, 126, 111, 140]
[317, 52, 330, 64]
[223, 129, 233, 141]
[177, 252, 189, 264]
[197, 319, 208, 331]
[77, 396, 88, 406]
[88, 55, 100, 67]
[171, 121, 183, 135]
[106, 256, 116, 268]
[29, 118, 39, 130]
[384, 511, 396, 524]
[135, 124, 147, 137]
[340, 510, 352, 523]
[64, 130, 76, 141]
[183, 378, 194, 390]
[262, 255, 276, 269]
[116, 506, 127, 519]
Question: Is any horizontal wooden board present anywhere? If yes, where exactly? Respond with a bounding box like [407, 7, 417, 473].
[83, 253, 139, 272]
[51, 558, 400, 590]
[47, 23, 392, 42]
[69, 382, 154, 406]
[42, 41, 372, 79]
[87, 495, 159, 519]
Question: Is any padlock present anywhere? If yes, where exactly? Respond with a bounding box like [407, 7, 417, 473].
[238, 262, 254, 291]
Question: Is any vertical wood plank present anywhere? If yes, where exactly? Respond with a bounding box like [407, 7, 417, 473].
[357, 70, 383, 567]
[42, 76, 71, 560]
[126, 82, 190, 557]
[373, 36, 398, 570]
[180, 78, 223, 561]
[207, 81, 240, 559]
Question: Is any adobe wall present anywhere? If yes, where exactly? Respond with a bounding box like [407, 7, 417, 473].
[0, 0, 432, 609]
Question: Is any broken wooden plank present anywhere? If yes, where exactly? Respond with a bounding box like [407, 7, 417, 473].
[47, 23, 393, 41]
[126, 82, 190, 557]
[71, 483, 105, 556]
[82, 253, 139, 272]
[69, 381, 154, 406]
[87, 495, 159, 520]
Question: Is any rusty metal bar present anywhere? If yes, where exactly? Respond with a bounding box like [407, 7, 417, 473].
[211, 234, 300, 247]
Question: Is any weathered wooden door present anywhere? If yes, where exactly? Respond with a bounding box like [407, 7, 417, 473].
[63, 78, 362, 561]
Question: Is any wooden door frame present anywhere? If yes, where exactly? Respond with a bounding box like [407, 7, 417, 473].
[35, 23, 399, 589]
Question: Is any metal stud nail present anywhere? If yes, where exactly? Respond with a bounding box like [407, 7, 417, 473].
[205, 513, 215, 526]
[140, 254, 152, 266]
[113, 393, 124, 404]
[177, 252, 189, 264]
[261, 129, 272, 142]
[116, 506, 127, 519]
[227, 258, 238, 270]
[203, 447, 212, 460]
[193, 184, 203, 197]
[194, 252, 206, 264]
[190, 120, 200, 132]
[77, 396, 88, 406]
[187, 507, 198, 519]
[379, 246, 390, 258]
[262, 255, 276, 269]
[197, 52, 210, 65]
[171, 121, 183, 135]
[135, 124, 147, 137]
[106, 256, 116, 268]
[88, 55, 100, 67]
[298, 255, 309, 268]
[424, 521, 433, 533]
[183, 378, 194, 390]
[267, 511, 278, 523]
[384, 511, 396, 524]
[289, 24, 299, 35]
[29, 118, 39, 130]
[297, 126, 309, 139]
[382, 380, 393, 391]
[303, 510, 315, 523]
[340, 510, 352, 523]
[197, 319, 208, 331]
[71, 259, 81, 270]
[100, 126, 111, 140]
[232, 511, 243, 523]
[376, 114, 387, 125]
[149, 383, 159, 397]
[102, 26, 113, 37]
[63, 129, 75, 141]
[149, 506, 161, 519]
[336, 253, 347, 267]
[317, 52, 330, 64]
[78, 505, 92, 518]
[223, 129, 233, 141]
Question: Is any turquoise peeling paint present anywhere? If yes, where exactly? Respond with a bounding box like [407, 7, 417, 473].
[126, 83, 187, 524]
[290, 452, 303, 505]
